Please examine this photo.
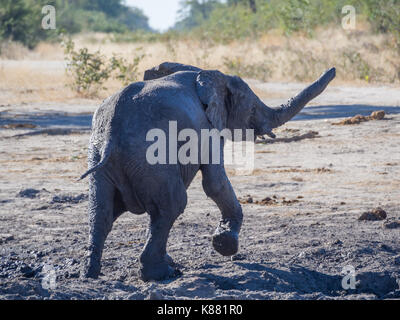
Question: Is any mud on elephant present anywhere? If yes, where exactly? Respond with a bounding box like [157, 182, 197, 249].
[80, 62, 336, 281]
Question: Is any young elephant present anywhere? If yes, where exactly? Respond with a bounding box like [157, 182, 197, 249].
[81, 62, 336, 281]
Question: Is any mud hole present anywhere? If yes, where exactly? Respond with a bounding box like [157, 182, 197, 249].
[1, 96, 400, 300]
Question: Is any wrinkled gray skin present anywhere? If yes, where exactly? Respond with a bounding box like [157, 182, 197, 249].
[81, 62, 336, 281]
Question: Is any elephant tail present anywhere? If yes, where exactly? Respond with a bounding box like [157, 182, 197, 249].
[78, 140, 113, 181]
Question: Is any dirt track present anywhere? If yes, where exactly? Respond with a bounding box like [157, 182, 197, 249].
[0, 83, 400, 299]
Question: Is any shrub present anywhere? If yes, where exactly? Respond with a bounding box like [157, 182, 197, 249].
[0, 0, 49, 49]
[223, 56, 271, 81]
[62, 37, 145, 95]
[110, 50, 145, 85]
[63, 38, 112, 95]
[364, 0, 400, 50]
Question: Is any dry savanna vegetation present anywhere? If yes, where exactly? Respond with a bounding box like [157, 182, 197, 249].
[1, 23, 400, 104]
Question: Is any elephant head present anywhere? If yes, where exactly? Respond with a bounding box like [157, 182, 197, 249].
[144, 62, 336, 139]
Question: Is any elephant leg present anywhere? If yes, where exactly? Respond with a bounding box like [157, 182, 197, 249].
[139, 209, 182, 281]
[201, 164, 243, 256]
[82, 173, 115, 278]
[137, 174, 187, 281]
[139, 199, 185, 281]
[112, 188, 126, 221]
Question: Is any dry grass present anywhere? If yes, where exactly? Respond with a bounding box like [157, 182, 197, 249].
[1, 27, 399, 104]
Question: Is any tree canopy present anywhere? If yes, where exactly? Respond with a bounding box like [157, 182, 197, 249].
[0, 0, 151, 48]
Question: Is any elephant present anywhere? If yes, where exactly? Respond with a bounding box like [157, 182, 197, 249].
[80, 61, 336, 281]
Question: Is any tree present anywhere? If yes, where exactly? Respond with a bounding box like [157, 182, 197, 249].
[0, 0, 46, 48]
[249, 0, 257, 13]
[227, 0, 257, 13]
[175, 0, 220, 30]
[119, 7, 152, 32]
[79, 0, 125, 17]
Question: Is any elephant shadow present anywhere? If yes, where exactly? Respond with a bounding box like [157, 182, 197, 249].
[197, 262, 400, 298]
[2, 104, 398, 131]
[0, 111, 92, 130]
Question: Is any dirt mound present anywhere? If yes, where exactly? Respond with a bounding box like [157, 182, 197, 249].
[332, 110, 385, 125]
[51, 194, 88, 204]
[383, 221, 400, 229]
[358, 207, 387, 221]
[238, 195, 301, 206]
[256, 131, 319, 144]
[17, 188, 41, 199]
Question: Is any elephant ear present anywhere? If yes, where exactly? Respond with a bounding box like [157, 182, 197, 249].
[144, 62, 201, 80]
[196, 70, 228, 131]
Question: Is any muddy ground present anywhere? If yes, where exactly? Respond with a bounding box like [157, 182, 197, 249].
[0, 83, 400, 300]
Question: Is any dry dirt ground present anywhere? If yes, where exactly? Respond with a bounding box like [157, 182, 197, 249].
[0, 83, 400, 300]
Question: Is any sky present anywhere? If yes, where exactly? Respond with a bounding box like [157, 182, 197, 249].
[125, 0, 182, 32]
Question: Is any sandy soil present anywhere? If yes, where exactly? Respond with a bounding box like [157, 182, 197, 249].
[0, 83, 400, 300]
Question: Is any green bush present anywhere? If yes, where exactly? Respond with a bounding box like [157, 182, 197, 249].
[63, 37, 145, 95]
[175, 0, 400, 43]
[0, 0, 152, 49]
[364, 0, 400, 50]
[223, 56, 271, 81]
[0, 0, 53, 49]
[63, 38, 112, 94]
[110, 50, 145, 85]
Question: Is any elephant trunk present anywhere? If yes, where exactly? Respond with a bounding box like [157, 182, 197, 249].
[271, 67, 336, 128]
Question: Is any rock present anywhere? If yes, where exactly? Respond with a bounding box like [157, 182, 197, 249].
[370, 110, 385, 120]
[383, 221, 400, 229]
[238, 195, 253, 204]
[310, 240, 321, 247]
[17, 188, 40, 199]
[394, 256, 400, 265]
[0, 234, 14, 244]
[256, 196, 278, 206]
[380, 244, 395, 252]
[18, 264, 36, 278]
[147, 290, 163, 300]
[231, 253, 246, 261]
[358, 207, 387, 221]
[332, 110, 385, 125]
[51, 193, 88, 204]
[331, 239, 343, 246]
[281, 199, 300, 205]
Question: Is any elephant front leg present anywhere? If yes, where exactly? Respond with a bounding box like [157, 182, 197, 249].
[201, 165, 243, 256]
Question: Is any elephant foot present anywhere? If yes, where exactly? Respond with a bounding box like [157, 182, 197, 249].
[81, 259, 101, 279]
[212, 228, 239, 256]
[139, 260, 182, 282]
[165, 253, 176, 266]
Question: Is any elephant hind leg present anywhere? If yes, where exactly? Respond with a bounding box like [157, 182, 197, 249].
[139, 178, 187, 281]
[82, 173, 115, 279]
[139, 208, 183, 281]
[113, 188, 127, 221]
